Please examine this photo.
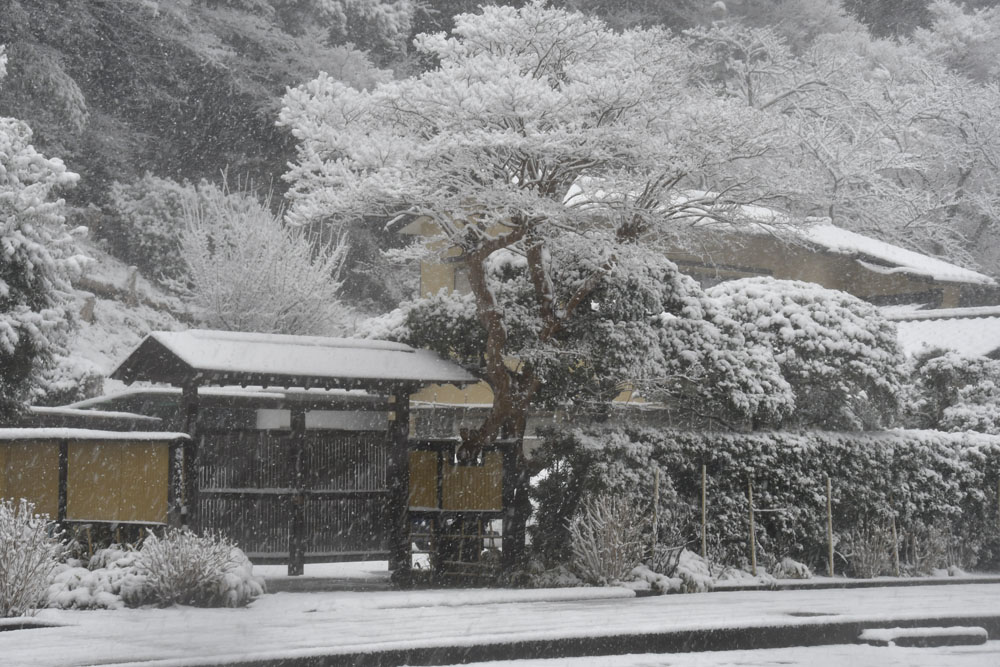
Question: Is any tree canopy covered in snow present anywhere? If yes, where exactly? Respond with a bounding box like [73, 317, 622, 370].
[281, 1, 806, 448]
[0, 46, 86, 417]
[180, 183, 351, 336]
[707, 278, 906, 430]
[905, 350, 1000, 435]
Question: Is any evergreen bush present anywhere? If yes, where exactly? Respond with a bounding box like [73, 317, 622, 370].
[532, 426, 1000, 575]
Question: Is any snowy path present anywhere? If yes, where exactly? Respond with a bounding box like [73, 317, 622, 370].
[2, 583, 999, 666]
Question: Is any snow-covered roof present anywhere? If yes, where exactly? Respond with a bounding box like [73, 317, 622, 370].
[564, 181, 996, 287]
[800, 224, 995, 286]
[29, 406, 160, 422]
[887, 306, 1000, 358]
[0, 428, 188, 441]
[110, 330, 478, 391]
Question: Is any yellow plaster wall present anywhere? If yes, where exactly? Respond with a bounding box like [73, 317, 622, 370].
[67, 442, 168, 523]
[0, 441, 59, 517]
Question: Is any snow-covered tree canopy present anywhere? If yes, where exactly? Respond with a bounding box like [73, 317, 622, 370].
[904, 350, 1000, 435]
[180, 183, 351, 337]
[707, 277, 906, 430]
[0, 45, 84, 417]
[280, 1, 797, 446]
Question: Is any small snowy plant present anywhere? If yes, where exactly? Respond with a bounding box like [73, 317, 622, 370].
[568, 494, 649, 585]
[0, 499, 65, 617]
[130, 529, 263, 607]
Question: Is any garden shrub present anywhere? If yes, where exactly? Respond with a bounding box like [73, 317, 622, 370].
[48, 530, 264, 609]
[0, 499, 64, 617]
[568, 494, 649, 585]
[532, 426, 1000, 576]
[128, 529, 263, 607]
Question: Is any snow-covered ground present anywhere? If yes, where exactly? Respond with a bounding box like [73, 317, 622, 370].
[3, 577, 999, 666]
[447, 642, 1000, 667]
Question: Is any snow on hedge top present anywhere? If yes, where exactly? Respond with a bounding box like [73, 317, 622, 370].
[112, 329, 477, 388]
[887, 306, 1000, 358]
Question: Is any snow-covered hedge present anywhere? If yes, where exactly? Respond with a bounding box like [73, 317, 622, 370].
[532, 427, 1000, 575]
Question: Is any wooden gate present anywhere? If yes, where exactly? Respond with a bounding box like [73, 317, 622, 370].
[196, 430, 390, 563]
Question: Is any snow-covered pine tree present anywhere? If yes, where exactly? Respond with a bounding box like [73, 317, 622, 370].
[0, 46, 84, 418]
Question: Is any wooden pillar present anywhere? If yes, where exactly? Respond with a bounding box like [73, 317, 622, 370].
[387, 387, 411, 582]
[57, 440, 68, 524]
[288, 407, 307, 576]
[167, 438, 184, 528]
[181, 383, 200, 532]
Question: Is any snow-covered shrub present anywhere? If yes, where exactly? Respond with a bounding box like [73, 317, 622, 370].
[903, 523, 952, 575]
[772, 557, 812, 580]
[841, 522, 894, 578]
[904, 351, 1000, 435]
[129, 529, 263, 607]
[46, 548, 145, 610]
[0, 499, 65, 617]
[568, 494, 649, 585]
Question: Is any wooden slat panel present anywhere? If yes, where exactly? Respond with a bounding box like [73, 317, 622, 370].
[198, 493, 289, 554]
[67, 442, 169, 522]
[442, 451, 503, 511]
[408, 450, 438, 509]
[304, 495, 388, 554]
[119, 443, 168, 522]
[1, 441, 59, 517]
[67, 442, 120, 520]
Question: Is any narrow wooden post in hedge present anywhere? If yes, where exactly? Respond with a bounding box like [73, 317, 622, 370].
[748, 474, 757, 577]
[652, 467, 660, 557]
[826, 475, 834, 578]
[891, 514, 901, 577]
[701, 464, 707, 560]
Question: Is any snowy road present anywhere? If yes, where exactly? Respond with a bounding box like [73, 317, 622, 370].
[2, 583, 999, 666]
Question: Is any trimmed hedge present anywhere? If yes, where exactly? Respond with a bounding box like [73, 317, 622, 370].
[531, 427, 1000, 575]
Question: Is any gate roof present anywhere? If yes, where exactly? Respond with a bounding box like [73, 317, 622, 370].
[110, 329, 477, 391]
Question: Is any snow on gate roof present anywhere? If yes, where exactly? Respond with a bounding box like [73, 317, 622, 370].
[110, 329, 478, 391]
[886, 306, 1000, 358]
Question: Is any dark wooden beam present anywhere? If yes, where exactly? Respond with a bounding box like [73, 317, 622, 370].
[181, 383, 201, 533]
[288, 407, 307, 576]
[387, 388, 411, 582]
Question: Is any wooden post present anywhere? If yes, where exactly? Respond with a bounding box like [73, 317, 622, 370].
[701, 464, 708, 560]
[181, 383, 200, 533]
[167, 438, 183, 528]
[891, 514, 900, 577]
[826, 475, 834, 578]
[652, 468, 660, 557]
[288, 407, 307, 577]
[387, 388, 412, 582]
[748, 474, 757, 576]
